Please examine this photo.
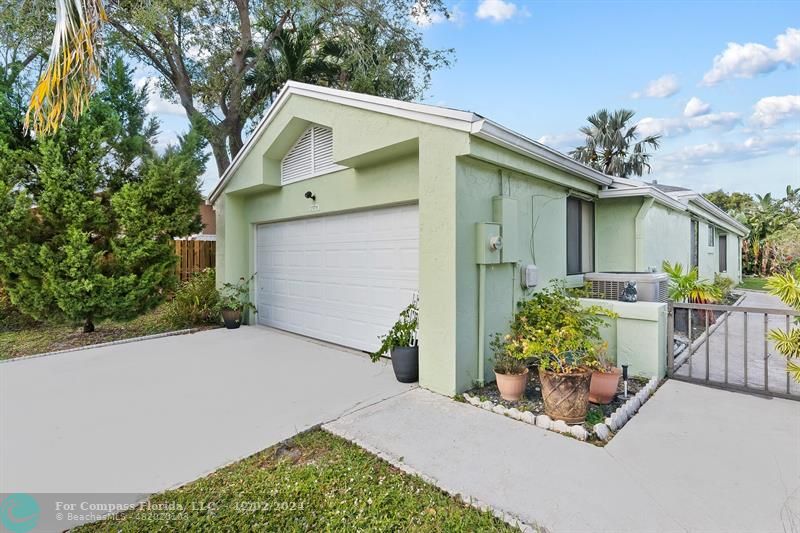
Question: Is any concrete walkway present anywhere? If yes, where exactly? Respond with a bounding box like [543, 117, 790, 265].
[325, 380, 800, 532]
[0, 326, 412, 496]
[676, 291, 799, 396]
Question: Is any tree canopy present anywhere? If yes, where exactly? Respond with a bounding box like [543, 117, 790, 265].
[0, 57, 205, 331]
[23, 0, 454, 176]
[570, 109, 661, 177]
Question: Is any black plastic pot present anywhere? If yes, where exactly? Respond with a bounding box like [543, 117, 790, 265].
[221, 308, 241, 329]
[390, 345, 419, 383]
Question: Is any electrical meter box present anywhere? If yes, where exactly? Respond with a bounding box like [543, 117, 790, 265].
[475, 222, 502, 264]
[492, 196, 518, 263]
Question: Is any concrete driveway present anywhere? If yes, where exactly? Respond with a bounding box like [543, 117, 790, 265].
[0, 327, 412, 495]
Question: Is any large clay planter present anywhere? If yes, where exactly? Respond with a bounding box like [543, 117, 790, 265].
[538, 367, 592, 424]
[390, 346, 419, 383]
[221, 308, 241, 329]
[589, 367, 621, 404]
[494, 368, 529, 401]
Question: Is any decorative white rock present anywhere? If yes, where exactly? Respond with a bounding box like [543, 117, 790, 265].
[535, 414, 552, 429]
[605, 416, 618, 431]
[481, 401, 494, 410]
[552, 420, 570, 434]
[493, 405, 507, 415]
[614, 406, 629, 424]
[611, 411, 626, 429]
[631, 397, 642, 412]
[470, 396, 483, 406]
[521, 411, 536, 425]
[594, 423, 611, 441]
[570, 425, 589, 441]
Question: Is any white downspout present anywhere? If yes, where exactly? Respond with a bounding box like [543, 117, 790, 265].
[634, 197, 654, 271]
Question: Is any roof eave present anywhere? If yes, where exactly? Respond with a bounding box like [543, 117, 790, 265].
[471, 119, 613, 187]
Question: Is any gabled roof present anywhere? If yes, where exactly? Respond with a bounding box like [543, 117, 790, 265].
[209, 81, 612, 202]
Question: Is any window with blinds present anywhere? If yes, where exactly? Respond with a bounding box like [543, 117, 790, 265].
[280, 125, 344, 185]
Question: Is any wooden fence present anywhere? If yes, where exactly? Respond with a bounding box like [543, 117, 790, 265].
[173, 239, 216, 282]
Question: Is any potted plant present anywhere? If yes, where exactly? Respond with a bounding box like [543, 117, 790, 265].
[663, 261, 720, 335]
[490, 334, 529, 401]
[589, 343, 621, 404]
[371, 296, 419, 383]
[502, 283, 616, 423]
[216, 274, 257, 329]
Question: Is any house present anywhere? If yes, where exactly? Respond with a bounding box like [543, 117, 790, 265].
[209, 81, 747, 396]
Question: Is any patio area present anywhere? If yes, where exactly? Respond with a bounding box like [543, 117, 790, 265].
[325, 379, 800, 532]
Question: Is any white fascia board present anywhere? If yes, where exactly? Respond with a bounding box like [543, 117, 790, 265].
[686, 195, 749, 236]
[597, 186, 687, 211]
[470, 119, 613, 187]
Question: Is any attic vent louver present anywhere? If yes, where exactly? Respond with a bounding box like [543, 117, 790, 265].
[280, 125, 344, 185]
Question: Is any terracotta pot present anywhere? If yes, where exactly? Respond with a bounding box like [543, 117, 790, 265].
[538, 367, 592, 424]
[221, 308, 241, 329]
[589, 367, 621, 404]
[494, 368, 529, 401]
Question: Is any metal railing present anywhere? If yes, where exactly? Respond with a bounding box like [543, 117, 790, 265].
[667, 301, 800, 400]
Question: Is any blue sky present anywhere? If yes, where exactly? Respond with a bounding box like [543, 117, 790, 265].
[149, 0, 800, 197]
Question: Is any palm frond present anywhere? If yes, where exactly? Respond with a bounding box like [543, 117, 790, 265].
[25, 0, 106, 135]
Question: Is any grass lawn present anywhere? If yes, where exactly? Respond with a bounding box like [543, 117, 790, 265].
[77, 429, 517, 532]
[0, 306, 210, 360]
[738, 276, 769, 292]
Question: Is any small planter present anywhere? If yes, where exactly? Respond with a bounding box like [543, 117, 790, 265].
[221, 308, 242, 329]
[589, 367, 621, 404]
[494, 368, 529, 401]
[539, 367, 592, 424]
[391, 345, 419, 383]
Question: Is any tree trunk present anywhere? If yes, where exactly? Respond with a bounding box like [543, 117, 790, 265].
[83, 318, 95, 333]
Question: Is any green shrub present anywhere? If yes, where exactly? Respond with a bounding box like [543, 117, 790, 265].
[164, 269, 220, 328]
[0, 284, 36, 331]
[497, 282, 617, 373]
[713, 273, 736, 300]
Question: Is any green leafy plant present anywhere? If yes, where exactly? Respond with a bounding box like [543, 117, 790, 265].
[164, 269, 220, 328]
[216, 274, 257, 314]
[766, 267, 800, 382]
[490, 334, 528, 375]
[662, 261, 721, 303]
[497, 282, 617, 374]
[371, 296, 418, 362]
[713, 273, 736, 301]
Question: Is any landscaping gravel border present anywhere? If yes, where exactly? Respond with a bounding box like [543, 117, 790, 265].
[462, 376, 660, 444]
[0, 327, 201, 363]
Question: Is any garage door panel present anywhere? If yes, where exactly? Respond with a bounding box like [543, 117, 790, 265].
[256, 204, 419, 352]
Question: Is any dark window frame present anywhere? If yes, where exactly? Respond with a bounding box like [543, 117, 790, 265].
[690, 219, 699, 269]
[566, 196, 595, 276]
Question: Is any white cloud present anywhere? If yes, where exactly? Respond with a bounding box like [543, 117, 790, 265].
[659, 131, 799, 169]
[751, 95, 800, 127]
[636, 112, 740, 138]
[475, 0, 518, 22]
[536, 131, 585, 151]
[683, 97, 711, 117]
[631, 74, 680, 99]
[135, 76, 186, 117]
[701, 27, 800, 86]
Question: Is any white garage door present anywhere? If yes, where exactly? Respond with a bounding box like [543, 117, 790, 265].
[255, 204, 418, 352]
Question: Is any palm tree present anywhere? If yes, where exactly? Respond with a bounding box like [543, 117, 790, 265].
[766, 267, 800, 383]
[25, 0, 106, 136]
[570, 109, 661, 177]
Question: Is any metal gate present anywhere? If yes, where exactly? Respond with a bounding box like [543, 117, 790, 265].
[667, 301, 800, 400]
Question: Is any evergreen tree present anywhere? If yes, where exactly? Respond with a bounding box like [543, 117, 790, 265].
[0, 57, 205, 332]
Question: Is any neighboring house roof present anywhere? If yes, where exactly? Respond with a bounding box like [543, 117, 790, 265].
[206, 81, 748, 237]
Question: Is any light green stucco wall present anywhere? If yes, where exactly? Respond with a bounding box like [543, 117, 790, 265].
[454, 156, 599, 389]
[641, 202, 692, 272]
[595, 197, 640, 271]
[584, 298, 668, 378]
